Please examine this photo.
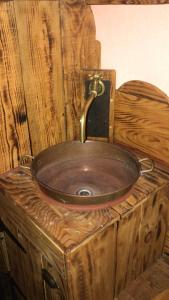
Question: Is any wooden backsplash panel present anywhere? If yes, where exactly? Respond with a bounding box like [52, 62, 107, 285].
[114, 80, 169, 166]
[14, 0, 66, 155]
[0, 2, 31, 172]
[0, 0, 100, 172]
[60, 0, 100, 140]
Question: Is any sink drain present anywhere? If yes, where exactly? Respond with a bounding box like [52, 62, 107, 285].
[76, 188, 92, 196]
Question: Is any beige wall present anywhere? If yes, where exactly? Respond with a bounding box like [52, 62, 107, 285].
[92, 5, 169, 95]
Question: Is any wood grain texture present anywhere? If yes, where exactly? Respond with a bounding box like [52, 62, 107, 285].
[87, 0, 169, 4]
[42, 256, 67, 300]
[115, 185, 169, 296]
[0, 162, 169, 299]
[0, 231, 9, 272]
[60, 0, 100, 140]
[0, 2, 31, 173]
[114, 81, 169, 258]
[14, 0, 66, 155]
[67, 223, 117, 300]
[114, 81, 169, 166]
[117, 257, 169, 300]
[0, 169, 119, 252]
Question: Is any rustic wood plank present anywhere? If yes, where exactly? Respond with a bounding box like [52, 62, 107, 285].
[67, 222, 117, 300]
[0, 2, 31, 173]
[42, 256, 67, 300]
[14, 0, 66, 155]
[114, 80, 169, 259]
[0, 169, 119, 252]
[115, 185, 169, 296]
[0, 231, 9, 272]
[60, 0, 100, 141]
[17, 232, 45, 300]
[114, 81, 169, 166]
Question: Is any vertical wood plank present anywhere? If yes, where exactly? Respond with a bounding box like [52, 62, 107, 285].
[115, 186, 169, 296]
[67, 223, 117, 300]
[14, 0, 66, 155]
[17, 231, 45, 300]
[60, 0, 100, 140]
[0, 2, 31, 173]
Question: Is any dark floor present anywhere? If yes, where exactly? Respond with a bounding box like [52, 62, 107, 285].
[117, 255, 169, 300]
[0, 273, 24, 300]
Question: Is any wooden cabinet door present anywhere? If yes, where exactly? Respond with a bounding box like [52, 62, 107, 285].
[0, 229, 9, 273]
[42, 257, 65, 300]
[2, 218, 45, 300]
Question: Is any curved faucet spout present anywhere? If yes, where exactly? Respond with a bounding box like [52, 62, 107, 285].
[80, 91, 97, 143]
[80, 74, 105, 143]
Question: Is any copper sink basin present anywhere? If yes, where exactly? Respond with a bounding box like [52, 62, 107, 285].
[20, 141, 153, 207]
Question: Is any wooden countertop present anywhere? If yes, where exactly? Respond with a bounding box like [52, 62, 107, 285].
[0, 165, 169, 253]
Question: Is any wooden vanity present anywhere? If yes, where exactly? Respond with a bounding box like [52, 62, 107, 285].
[0, 160, 169, 300]
[0, 1, 169, 299]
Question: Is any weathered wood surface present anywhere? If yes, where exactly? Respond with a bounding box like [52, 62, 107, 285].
[114, 81, 169, 259]
[0, 162, 168, 299]
[114, 81, 169, 166]
[87, 0, 169, 4]
[115, 185, 169, 296]
[60, 0, 100, 141]
[117, 256, 169, 300]
[0, 162, 168, 253]
[0, 169, 119, 252]
[14, 0, 66, 155]
[0, 231, 9, 273]
[67, 223, 117, 300]
[42, 255, 66, 300]
[0, 2, 31, 173]
[0, 0, 100, 172]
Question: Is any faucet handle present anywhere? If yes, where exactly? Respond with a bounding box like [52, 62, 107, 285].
[88, 74, 103, 81]
[88, 74, 105, 96]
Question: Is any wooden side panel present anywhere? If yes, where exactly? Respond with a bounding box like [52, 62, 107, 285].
[67, 223, 117, 300]
[42, 256, 67, 300]
[0, 231, 9, 272]
[115, 185, 169, 296]
[114, 80, 169, 166]
[0, 2, 31, 173]
[14, 0, 66, 155]
[60, 0, 100, 140]
[17, 232, 45, 300]
[3, 217, 45, 299]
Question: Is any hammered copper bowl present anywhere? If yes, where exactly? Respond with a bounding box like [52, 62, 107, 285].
[20, 141, 153, 206]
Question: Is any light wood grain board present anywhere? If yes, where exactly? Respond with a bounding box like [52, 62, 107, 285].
[0, 2, 31, 173]
[114, 81, 169, 166]
[60, 0, 100, 140]
[14, 0, 66, 155]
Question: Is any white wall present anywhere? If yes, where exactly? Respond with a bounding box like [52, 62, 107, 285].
[92, 5, 169, 95]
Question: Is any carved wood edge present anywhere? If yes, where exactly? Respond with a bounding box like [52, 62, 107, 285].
[117, 80, 169, 101]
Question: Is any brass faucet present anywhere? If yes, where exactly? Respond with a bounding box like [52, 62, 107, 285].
[80, 74, 105, 143]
